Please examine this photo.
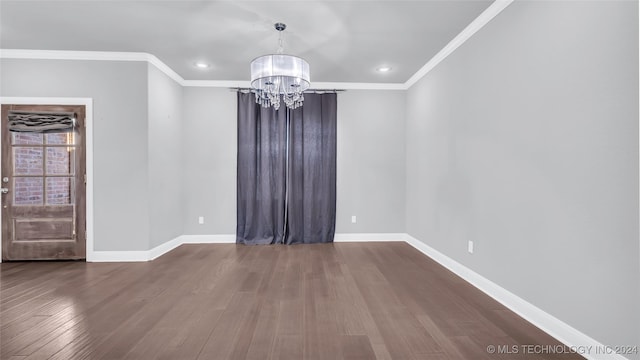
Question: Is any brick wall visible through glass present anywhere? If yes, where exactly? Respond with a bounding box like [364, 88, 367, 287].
[13, 133, 73, 205]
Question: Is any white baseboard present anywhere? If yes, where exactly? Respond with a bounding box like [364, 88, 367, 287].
[181, 234, 236, 244]
[149, 236, 183, 260]
[403, 234, 629, 360]
[89, 233, 403, 261]
[91, 235, 183, 262]
[89, 234, 235, 262]
[333, 233, 405, 242]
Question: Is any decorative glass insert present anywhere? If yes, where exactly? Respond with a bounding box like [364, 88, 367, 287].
[14, 177, 43, 205]
[12, 133, 43, 145]
[46, 133, 73, 145]
[46, 177, 73, 205]
[13, 147, 43, 176]
[46, 147, 74, 175]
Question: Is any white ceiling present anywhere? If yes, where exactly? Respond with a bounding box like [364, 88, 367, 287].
[0, 1, 494, 84]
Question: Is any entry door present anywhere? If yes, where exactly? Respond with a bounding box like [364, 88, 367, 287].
[1, 105, 86, 260]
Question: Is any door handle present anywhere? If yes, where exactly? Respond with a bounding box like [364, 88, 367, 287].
[1, 188, 9, 194]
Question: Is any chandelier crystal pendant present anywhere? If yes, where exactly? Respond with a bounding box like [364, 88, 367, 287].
[250, 23, 310, 110]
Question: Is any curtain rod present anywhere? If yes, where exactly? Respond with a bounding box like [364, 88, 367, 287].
[229, 88, 345, 93]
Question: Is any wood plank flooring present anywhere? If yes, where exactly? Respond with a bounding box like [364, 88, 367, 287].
[0, 242, 584, 359]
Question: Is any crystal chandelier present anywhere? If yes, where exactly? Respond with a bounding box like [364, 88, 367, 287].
[250, 23, 310, 110]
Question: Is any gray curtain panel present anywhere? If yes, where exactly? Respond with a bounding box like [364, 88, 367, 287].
[236, 92, 288, 245]
[236, 92, 337, 245]
[285, 93, 337, 244]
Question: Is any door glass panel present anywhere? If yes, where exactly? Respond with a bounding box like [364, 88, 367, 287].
[46, 133, 74, 145]
[14, 177, 43, 205]
[46, 147, 74, 175]
[12, 133, 43, 145]
[46, 177, 73, 205]
[13, 147, 43, 175]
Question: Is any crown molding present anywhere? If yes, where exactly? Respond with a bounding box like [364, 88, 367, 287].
[0, 48, 147, 62]
[312, 82, 406, 91]
[0, 2, 512, 91]
[0, 49, 186, 85]
[145, 54, 185, 85]
[182, 80, 251, 88]
[404, 0, 514, 88]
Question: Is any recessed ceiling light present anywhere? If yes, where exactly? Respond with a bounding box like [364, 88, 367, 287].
[376, 66, 392, 73]
[195, 62, 210, 69]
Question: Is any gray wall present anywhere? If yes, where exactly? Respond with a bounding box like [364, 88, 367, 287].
[148, 64, 184, 247]
[1, 62, 406, 249]
[182, 87, 237, 235]
[405, 0, 639, 354]
[181, 88, 407, 235]
[0, 59, 151, 251]
[337, 90, 406, 233]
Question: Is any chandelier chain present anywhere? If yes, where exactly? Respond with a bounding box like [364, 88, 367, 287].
[277, 30, 284, 54]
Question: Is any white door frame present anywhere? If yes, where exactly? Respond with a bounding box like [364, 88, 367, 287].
[0, 97, 94, 262]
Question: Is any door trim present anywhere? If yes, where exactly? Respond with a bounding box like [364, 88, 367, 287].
[0, 97, 94, 262]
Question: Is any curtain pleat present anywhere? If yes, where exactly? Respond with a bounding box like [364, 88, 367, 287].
[285, 93, 337, 244]
[236, 92, 287, 245]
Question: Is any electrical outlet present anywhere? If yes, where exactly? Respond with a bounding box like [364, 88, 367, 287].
[198, 216, 204, 225]
[351, 215, 357, 224]
[468, 240, 474, 254]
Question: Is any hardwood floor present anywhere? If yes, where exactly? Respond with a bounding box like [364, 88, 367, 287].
[0, 242, 584, 360]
